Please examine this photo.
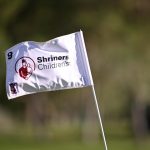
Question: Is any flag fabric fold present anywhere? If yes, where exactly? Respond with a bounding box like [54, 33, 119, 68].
[5, 31, 93, 99]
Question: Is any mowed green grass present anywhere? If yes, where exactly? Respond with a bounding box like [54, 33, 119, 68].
[0, 136, 149, 150]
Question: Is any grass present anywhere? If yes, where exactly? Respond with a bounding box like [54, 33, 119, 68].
[0, 135, 149, 150]
[0, 136, 100, 150]
[0, 122, 150, 150]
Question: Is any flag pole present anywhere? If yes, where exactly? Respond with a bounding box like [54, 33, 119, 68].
[91, 85, 108, 150]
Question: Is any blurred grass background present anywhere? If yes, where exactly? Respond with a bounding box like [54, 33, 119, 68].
[0, 0, 150, 149]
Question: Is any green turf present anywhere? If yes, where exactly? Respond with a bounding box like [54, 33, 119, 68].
[0, 136, 149, 150]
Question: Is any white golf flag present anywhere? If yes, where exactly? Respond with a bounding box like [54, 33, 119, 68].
[6, 31, 93, 99]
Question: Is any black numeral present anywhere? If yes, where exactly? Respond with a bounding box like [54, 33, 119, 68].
[8, 52, 13, 59]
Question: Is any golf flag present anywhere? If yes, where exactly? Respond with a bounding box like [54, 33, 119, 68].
[5, 31, 108, 150]
[5, 31, 93, 99]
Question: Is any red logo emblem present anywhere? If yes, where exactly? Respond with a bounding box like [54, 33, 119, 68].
[15, 57, 35, 80]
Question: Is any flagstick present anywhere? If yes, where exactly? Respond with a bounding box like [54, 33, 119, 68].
[91, 85, 108, 150]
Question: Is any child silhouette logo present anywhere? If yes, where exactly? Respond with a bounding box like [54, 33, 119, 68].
[15, 57, 35, 80]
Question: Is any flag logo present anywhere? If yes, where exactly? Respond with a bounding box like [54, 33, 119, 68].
[9, 82, 18, 94]
[15, 57, 35, 80]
